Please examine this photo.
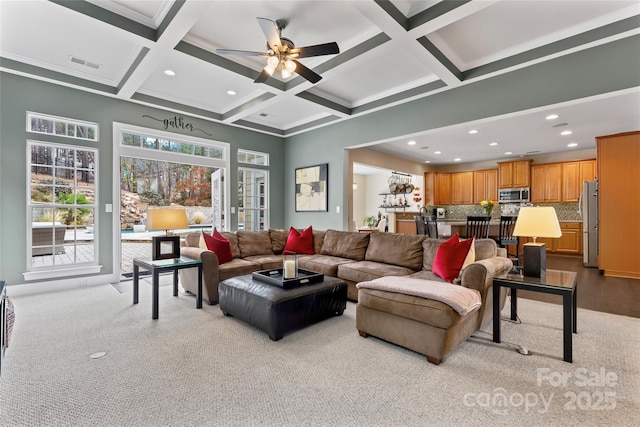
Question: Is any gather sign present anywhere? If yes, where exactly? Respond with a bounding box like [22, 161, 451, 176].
[143, 114, 212, 136]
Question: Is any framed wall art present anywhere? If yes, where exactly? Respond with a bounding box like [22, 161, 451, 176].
[295, 163, 328, 212]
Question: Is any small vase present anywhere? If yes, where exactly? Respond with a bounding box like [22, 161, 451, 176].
[484, 207, 493, 217]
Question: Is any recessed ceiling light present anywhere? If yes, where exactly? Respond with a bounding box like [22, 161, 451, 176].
[454, 158, 462, 162]
[434, 151, 441, 154]
[424, 160, 431, 163]
[546, 114, 559, 120]
[568, 142, 578, 147]
[226, 90, 237, 96]
[489, 142, 498, 146]
[164, 69, 176, 76]
[561, 130, 573, 136]
[407, 140, 416, 145]
[468, 129, 479, 134]
[505, 151, 513, 155]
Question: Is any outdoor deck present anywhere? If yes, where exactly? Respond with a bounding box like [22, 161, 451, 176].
[30, 229, 170, 278]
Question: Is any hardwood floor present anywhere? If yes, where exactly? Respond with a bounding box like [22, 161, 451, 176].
[517, 254, 640, 318]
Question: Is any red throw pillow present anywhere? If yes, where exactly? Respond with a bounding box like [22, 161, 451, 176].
[202, 229, 234, 264]
[283, 226, 315, 255]
[432, 233, 474, 283]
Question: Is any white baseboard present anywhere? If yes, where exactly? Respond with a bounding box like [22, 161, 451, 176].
[6, 273, 117, 297]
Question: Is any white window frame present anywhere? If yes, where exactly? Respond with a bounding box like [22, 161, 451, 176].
[238, 149, 269, 166]
[26, 111, 99, 142]
[238, 167, 269, 231]
[24, 140, 101, 281]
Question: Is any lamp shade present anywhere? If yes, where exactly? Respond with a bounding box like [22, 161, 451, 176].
[512, 207, 562, 240]
[146, 207, 188, 232]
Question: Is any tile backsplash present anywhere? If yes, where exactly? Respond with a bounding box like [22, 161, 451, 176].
[425, 203, 581, 221]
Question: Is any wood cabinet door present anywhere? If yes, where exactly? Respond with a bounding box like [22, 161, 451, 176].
[435, 173, 451, 205]
[532, 163, 561, 202]
[556, 223, 582, 254]
[580, 160, 596, 182]
[498, 162, 513, 188]
[531, 165, 547, 202]
[474, 169, 498, 203]
[546, 163, 562, 202]
[486, 169, 498, 201]
[512, 160, 530, 188]
[451, 171, 473, 204]
[562, 162, 580, 202]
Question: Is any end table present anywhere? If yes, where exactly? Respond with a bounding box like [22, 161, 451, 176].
[133, 257, 203, 319]
[493, 269, 577, 362]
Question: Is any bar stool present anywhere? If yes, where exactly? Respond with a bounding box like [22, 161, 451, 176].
[465, 216, 491, 239]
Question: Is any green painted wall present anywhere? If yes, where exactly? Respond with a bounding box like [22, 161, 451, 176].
[285, 35, 640, 229]
[0, 72, 285, 285]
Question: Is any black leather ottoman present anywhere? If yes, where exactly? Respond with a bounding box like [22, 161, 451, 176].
[219, 274, 347, 341]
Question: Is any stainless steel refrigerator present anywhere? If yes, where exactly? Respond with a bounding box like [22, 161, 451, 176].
[580, 180, 598, 267]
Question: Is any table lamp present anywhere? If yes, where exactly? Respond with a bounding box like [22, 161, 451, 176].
[512, 206, 562, 277]
[146, 207, 189, 260]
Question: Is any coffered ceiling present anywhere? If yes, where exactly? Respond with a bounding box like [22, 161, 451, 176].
[1, 0, 639, 165]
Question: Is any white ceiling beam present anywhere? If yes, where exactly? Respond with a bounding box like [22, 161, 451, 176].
[116, 1, 212, 99]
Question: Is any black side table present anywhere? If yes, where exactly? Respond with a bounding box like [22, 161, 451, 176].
[493, 269, 577, 362]
[133, 257, 203, 319]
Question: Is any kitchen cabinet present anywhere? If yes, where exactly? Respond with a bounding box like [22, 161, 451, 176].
[473, 169, 498, 203]
[562, 159, 596, 202]
[395, 220, 417, 235]
[597, 131, 640, 279]
[451, 171, 474, 204]
[434, 173, 451, 205]
[498, 160, 530, 188]
[520, 223, 582, 255]
[531, 163, 562, 203]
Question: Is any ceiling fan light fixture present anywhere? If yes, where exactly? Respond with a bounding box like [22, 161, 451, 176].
[281, 66, 292, 79]
[284, 59, 296, 72]
[267, 56, 279, 67]
[264, 64, 276, 75]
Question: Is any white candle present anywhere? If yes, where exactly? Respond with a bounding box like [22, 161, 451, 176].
[284, 259, 296, 279]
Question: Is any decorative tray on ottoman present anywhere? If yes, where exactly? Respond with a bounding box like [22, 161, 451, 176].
[252, 268, 324, 289]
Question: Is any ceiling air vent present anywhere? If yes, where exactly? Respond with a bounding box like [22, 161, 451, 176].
[419, 146, 429, 149]
[69, 55, 101, 70]
[525, 150, 541, 154]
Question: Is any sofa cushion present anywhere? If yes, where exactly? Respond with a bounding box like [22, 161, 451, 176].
[337, 261, 415, 284]
[269, 229, 289, 254]
[432, 234, 474, 283]
[473, 238, 498, 261]
[365, 232, 425, 270]
[358, 288, 463, 329]
[297, 254, 356, 277]
[320, 230, 369, 260]
[202, 230, 234, 264]
[218, 258, 261, 280]
[283, 226, 315, 255]
[243, 254, 284, 271]
[237, 230, 274, 257]
[422, 238, 449, 271]
[312, 230, 326, 254]
[218, 232, 241, 259]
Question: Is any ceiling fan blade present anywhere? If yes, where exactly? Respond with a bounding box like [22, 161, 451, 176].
[216, 49, 268, 57]
[254, 68, 271, 84]
[292, 60, 322, 84]
[257, 17, 282, 53]
[289, 42, 339, 58]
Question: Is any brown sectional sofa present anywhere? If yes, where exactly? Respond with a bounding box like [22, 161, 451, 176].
[179, 228, 513, 364]
[179, 229, 511, 306]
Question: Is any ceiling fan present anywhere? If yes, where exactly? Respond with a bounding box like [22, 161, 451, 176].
[216, 17, 339, 84]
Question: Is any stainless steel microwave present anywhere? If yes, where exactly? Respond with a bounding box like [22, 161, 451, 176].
[498, 187, 530, 204]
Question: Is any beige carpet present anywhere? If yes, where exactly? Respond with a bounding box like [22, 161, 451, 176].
[0, 283, 638, 426]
